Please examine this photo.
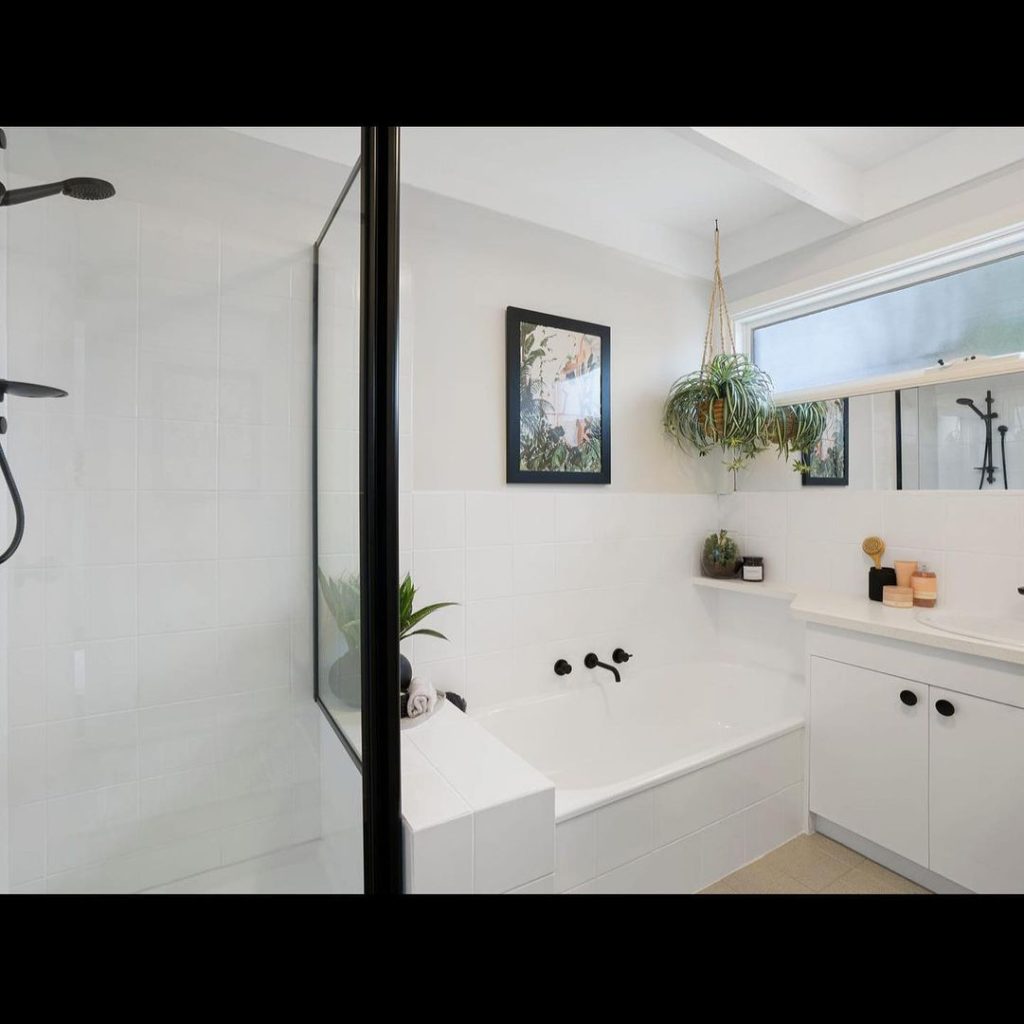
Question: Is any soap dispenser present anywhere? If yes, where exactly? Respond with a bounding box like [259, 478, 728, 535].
[911, 563, 937, 608]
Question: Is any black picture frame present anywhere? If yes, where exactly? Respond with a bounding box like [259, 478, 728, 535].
[506, 306, 611, 484]
[801, 396, 849, 487]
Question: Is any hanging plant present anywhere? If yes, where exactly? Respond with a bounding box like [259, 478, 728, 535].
[663, 222, 827, 487]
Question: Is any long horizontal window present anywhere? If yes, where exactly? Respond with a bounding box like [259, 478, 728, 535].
[751, 250, 1024, 397]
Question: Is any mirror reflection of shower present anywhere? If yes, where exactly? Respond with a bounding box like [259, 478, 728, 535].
[956, 389, 1008, 489]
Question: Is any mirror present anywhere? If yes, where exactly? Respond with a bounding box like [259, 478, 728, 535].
[736, 369, 1024, 492]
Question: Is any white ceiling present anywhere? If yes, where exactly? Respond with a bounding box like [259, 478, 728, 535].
[803, 127, 950, 170]
[230, 126, 1024, 279]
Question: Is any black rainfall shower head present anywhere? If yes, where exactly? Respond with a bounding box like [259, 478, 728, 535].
[61, 177, 116, 201]
[955, 398, 974, 405]
[0, 379, 68, 400]
[0, 176, 115, 207]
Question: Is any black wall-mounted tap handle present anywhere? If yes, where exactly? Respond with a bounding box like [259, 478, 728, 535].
[612, 648, 632, 664]
[584, 652, 621, 682]
[554, 659, 573, 676]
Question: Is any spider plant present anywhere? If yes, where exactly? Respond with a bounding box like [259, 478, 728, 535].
[764, 401, 830, 461]
[663, 353, 775, 456]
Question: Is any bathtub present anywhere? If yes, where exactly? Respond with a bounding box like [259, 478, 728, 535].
[474, 661, 806, 893]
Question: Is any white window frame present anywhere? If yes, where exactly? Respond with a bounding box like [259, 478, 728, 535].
[733, 220, 1024, 405]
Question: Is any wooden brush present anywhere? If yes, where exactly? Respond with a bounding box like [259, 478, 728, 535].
[862, 535, 885, 569]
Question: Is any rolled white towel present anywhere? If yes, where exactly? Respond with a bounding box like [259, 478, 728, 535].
[407, 676, 437, 719]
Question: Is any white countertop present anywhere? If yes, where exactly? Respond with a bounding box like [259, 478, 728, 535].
[693, 575, 1024, 667]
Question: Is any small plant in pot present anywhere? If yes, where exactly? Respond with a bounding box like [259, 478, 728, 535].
[701, 529, 739, 579]
[317, 568, 457, 707]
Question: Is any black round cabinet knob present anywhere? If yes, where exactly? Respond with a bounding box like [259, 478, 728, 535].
[936, 699, 956, 717]
[554, 659, 572, 677]
[899, 690, 918, 706]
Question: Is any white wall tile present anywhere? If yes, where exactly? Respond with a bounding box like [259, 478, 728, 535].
[138, 561, 218, 634]
[596, 789, 654, 874]
[9, 802, 47, 884]
[46, 638, 138, 720]
[138, 630, 222, 706]
[46, 711, 138, 798]
[506, 874, 554, 894]
[216, 493, 292, 560]
[511, 492, 554, 544]
[466, 546, 513, 601]
[414, 492, 465, 549]
[555, 811, 596, 892]
[138, 491, 218, 562]
[473, 789, 554, 894]
[699, 808, 748, 889]
[138, 419, 218, 490]
[466, 492, 512, 547]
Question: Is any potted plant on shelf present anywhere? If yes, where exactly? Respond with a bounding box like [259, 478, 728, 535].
[317, 568, 457, 706]
[701, 529, 740, 579]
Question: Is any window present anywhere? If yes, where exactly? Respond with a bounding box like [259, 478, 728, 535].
[740, 229, 1024, 403]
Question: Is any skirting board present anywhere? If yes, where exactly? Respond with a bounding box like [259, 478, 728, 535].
[811, 815, 971, 895]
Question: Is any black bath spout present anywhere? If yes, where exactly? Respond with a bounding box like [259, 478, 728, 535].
[584, 652, 621, 682]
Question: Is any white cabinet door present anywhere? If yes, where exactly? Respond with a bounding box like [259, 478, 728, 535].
[930, 687, 1024, 893]
[809, 657, 929, 866]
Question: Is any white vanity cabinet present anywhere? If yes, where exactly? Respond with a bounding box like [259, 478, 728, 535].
[807, 629, 1024, 893]
[929, 687, 1024, 893]
[809, 658, 928, 866]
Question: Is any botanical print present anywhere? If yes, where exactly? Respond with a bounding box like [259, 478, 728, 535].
[519, 321, 602, 473]
[803, 397, 848, 484]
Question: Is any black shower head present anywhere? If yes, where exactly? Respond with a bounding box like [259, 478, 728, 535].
[0, 379, 68, 400]
[956, 398, 974, 405]
[61, 177, 116, 201]
[0, 176, 115, 207]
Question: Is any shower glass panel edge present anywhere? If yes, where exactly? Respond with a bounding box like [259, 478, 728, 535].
[313, 127, 403, 894]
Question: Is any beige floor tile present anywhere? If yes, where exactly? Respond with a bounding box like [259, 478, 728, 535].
[854, 856, 930, 893]
[758, 836, 851, 891]
[820, 867, 910, 894]
[698, 880, 736, 894]
[803, 833, 866, 868]
[723, 862, 815, 894]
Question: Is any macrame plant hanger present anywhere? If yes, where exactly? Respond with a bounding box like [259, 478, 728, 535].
[701, 220, 736, 369]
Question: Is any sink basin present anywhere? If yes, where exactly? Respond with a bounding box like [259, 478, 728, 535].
[916, 610, 1024, 648]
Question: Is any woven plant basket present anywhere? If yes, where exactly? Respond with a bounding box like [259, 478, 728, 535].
[699, 398, 727, 439]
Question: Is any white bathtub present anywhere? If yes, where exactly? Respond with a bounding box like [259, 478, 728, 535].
[474, 661, 806, 893]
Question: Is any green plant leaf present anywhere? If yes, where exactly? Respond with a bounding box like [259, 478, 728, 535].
[402, 628, 450, 641]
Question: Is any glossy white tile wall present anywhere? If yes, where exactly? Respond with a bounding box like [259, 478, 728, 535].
[2, 177, 318, 892]
[403, 491, 719, 711]
[558, 730, 804, 893]
[720, 489, 1024, 618]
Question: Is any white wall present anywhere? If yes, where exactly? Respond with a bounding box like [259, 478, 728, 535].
[398, 190, 719, 711]
[0, 137, 9, 892]
[1, 128, 336, 893]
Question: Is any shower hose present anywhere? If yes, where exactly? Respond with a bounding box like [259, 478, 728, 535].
[0, 430, 26, 564]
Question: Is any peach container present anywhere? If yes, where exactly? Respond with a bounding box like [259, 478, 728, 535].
[882, 585, 914, 608]
[894, 560, 918, 589]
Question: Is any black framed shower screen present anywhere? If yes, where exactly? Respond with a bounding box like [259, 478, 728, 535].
[313, 127, 402, 894]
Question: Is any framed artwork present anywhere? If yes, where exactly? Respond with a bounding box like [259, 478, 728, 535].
[506, 306, 611, 484]
[802, 397, 849, 486]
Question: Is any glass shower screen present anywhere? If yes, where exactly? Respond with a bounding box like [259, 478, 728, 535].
[316, 166, 363, 750]
[314, 127, 403, 893]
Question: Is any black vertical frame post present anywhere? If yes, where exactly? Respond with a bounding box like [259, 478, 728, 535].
[359, 126, 403, 893]
[894, 390, 903, 490]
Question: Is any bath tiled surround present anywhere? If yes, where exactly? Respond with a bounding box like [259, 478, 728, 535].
[400, 703, 555, 894]
[3, 187, 318, 893]
[403, 490, 719, 712]
[556, 729, 804, 894]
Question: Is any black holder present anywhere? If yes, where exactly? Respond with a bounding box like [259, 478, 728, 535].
[868, 566, 897, 602]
